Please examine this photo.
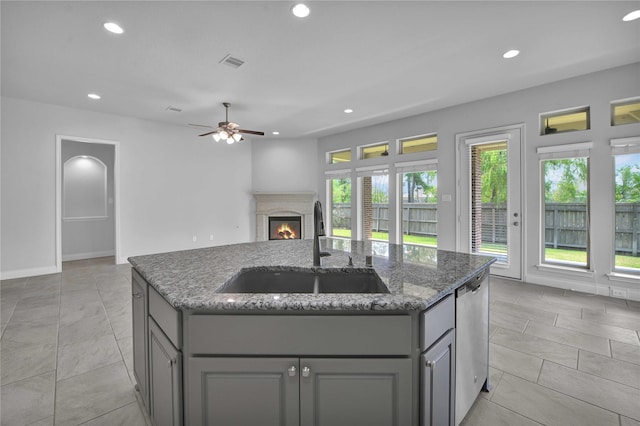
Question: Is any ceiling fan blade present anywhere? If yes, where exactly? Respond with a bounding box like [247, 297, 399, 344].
[237, 129, 265, 136]
[188, 123, 214, 128]
[198, 130, 218, 137]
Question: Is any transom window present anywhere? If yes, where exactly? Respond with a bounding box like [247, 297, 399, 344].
[399, 134, 437, 154]
[360, 143, 389, 159]
[611, 99, 640, 126]
[541, 107, 590, 135]
[329, 149, 352, 164]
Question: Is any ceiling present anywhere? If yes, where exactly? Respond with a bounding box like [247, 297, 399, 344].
[2, 1, 639, 140]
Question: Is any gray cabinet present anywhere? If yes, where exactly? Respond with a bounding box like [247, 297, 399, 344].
[131, 270, 149, 409]
[422, 329, 455, 426]
[149, 319, 182, 426]
[300, 357, 412, 426]
[188, 357, 299, 425]
[187, 356, 412, 426]
[421, 295, 455, 426]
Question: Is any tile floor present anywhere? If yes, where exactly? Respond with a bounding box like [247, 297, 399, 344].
[1, 257, 639, 425]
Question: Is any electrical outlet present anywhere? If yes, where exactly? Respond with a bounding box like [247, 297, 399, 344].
[610, 287, 627, 298]
[192, 235, 197, 242]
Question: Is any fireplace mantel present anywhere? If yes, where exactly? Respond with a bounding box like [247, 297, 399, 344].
[253, 191, 316, 241]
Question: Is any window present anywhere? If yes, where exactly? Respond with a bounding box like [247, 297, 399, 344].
[611, 137, 640, 274]
[358, 169, 389, 241]
[360, 142, 389, 159]
[327, 176, 352, 238]
[611, 99, 640, 126]
[540, 107, 590, 135]
[470, 143, 508, 261]
[538, 143, 591, 268]
[329, 149, 351, 164]
[398, 162, 437, 247]
[399, 134, 437, 154]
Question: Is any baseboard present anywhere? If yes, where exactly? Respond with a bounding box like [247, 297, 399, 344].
[62, 250, 115, 262]
[1, 265, 59, 280]
[525, 273, 640, 302]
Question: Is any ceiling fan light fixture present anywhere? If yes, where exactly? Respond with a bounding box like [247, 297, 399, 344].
[219, 131, 229, 140]
[212, 133, 221, 142]
[291, 3, 310, 18]
[232, 133, 242, 142]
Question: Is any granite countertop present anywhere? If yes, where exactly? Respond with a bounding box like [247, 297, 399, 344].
[128, 238, 495, 312]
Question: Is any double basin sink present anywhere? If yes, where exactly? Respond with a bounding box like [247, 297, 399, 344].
[217, 268, 390, 294]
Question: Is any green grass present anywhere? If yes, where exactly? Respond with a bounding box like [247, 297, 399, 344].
[331, 229, 437, 246]
[332, 228, 640, 270]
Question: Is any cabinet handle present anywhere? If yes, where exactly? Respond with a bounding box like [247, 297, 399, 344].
[302, 366, 311, 377]
[288, 366, 297, 377]
[426, 360, 435, 369]
[132, 293, 143, 299]
[167, 359, 175, 367]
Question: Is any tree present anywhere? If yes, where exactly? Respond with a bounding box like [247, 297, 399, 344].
[480, 148, 507, 204]
[404, 172, 437, 203]
[615, 165, 640, 202]
[544, 159, 588, 203]
[332, 178, 351, 203]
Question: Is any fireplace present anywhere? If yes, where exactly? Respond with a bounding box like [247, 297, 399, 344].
[253, 192, 315, 241]
[269, 216, 302, 240]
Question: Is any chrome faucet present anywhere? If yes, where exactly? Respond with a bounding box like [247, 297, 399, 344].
[313, 201, 331, 267]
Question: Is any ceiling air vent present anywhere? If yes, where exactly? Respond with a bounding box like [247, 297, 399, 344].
[219, 54, 245, 69]
[165, 106, 182, 112]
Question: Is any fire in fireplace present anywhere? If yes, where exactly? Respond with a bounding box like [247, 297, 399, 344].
[269, 216, 302, 240]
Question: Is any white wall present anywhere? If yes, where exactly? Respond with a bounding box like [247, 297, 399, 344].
[61, 140, 115, 261]
[251, 137, 318, 192]
[318, 62, 640, 299]
[1, 97, 254, 278]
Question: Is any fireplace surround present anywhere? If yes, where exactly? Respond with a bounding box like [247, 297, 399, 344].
[253, 192, 315, 241]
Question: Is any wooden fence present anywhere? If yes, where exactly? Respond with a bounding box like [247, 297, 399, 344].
[332, 202, 640, 255]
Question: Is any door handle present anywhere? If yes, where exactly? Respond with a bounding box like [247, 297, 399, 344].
[513, 221, 519, 226]
[302, 366, 311, 377]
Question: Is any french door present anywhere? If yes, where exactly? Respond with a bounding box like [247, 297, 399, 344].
[457, 125, 523, 279]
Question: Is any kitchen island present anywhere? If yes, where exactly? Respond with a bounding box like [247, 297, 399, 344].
[129, 238, 495, 426]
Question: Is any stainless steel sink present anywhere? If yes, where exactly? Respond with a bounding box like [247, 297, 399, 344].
[217, 268, 390, 294]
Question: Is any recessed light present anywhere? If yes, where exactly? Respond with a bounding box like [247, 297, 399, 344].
[502, 49, 520, 59]
[291, 3, 310, 18]
[623, 10, 640, 22]
[103, 22, 124, 34]
[272, 131, 280, 135]
[87, 93, 101, 100]
[344, 108, 354, 114]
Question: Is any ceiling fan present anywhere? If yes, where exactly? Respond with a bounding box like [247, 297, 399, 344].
[191, 102, 264, 143]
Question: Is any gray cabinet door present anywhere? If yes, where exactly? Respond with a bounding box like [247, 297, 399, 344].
[131, 272, 149, 409]
[422, 329, 455, 426]
[299, 358, 413, 426]
[187, 357, 300, 426]
[149, 319, 182, 426]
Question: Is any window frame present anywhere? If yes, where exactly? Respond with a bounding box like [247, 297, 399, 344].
[537, 142, 592, 272]
[610, 136, 640, 276]
[397, 133, 438, 155]
[611, 97, 640, 127]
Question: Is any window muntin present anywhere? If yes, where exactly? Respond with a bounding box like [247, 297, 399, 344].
[542, 157, 590, 268]
[328, 177, 352, 238]
[541, 107, 590, 135]
[613, 152, 640, 274]
[612, 99, 640, 126]
[399, 134, 437, 155]
[329, 149, 352, 164]
[401, 170, 437, 247]
[360, 143, 389, 159]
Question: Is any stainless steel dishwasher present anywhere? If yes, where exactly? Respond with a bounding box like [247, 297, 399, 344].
[455, 270, 490, 425]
